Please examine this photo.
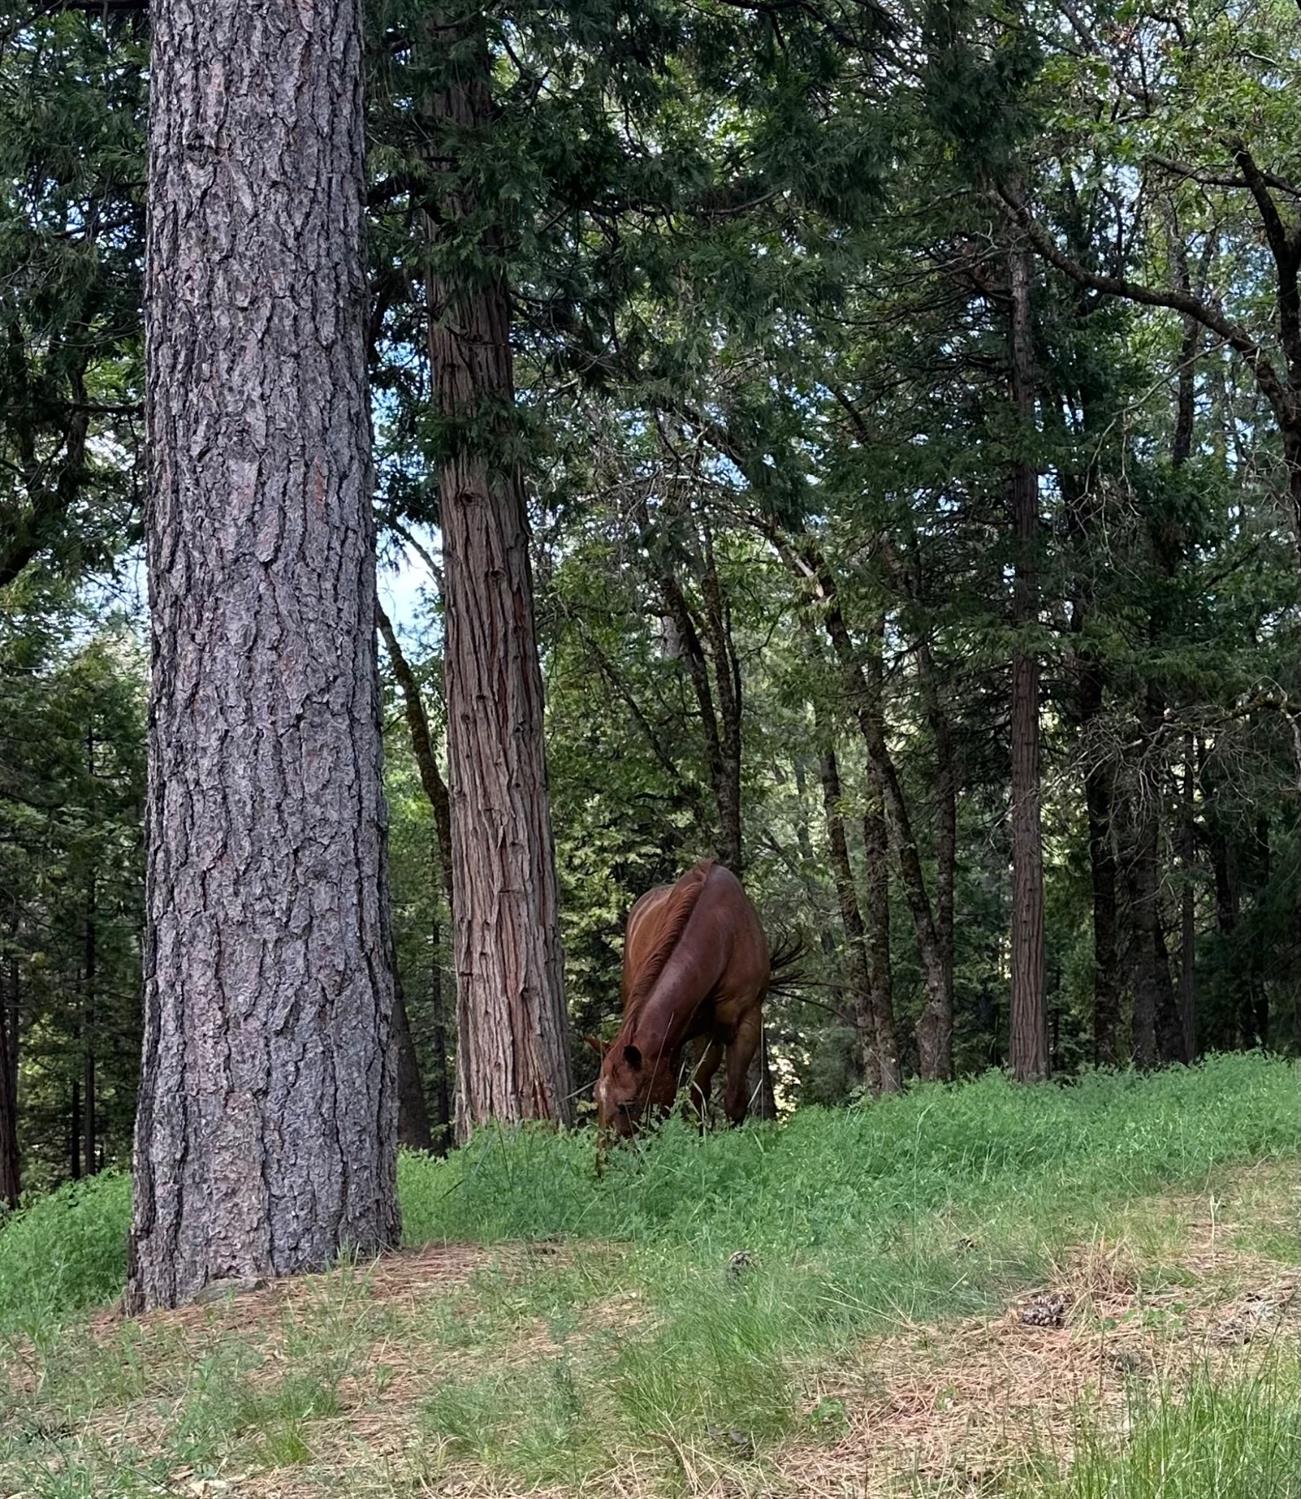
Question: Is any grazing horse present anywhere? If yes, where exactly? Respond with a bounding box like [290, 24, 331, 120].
[591, 859, 771, 1139]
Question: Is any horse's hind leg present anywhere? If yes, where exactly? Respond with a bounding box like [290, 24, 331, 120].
[723, 1009, 762, 1126]
[687, 1037, 724, 1129]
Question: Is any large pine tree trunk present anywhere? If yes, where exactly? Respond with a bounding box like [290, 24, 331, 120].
[128, 0, 400, 1313]
[423, 16, 572, 1137]
[1008, 238, 1048, 1082]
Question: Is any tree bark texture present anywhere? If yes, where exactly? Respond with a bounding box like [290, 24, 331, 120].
[1007, 238, 1049, 1082]
[423, 16, 572, 1138]
[129, 0, 400, 1313]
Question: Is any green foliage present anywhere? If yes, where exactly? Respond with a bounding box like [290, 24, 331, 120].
[0, 1172, 129, 1336]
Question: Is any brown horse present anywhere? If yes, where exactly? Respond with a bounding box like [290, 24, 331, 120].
[591, 859, 771, 1139]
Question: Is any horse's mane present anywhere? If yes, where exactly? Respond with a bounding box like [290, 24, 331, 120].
[627, 859, 716, 1013]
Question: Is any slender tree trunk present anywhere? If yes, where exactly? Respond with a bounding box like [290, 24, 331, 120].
[423, 14, 572, 1137]
[129, 0, 400, 1312]
[862, 621, 902, 1091]
[0, 957, 18, 1208]
[768, 528, 946, 1075]
[70, 1076, 81, 1182]
[1084, 755, 1122, 1066]
[1180, 733, 1197, 1060]
[82, 859, 97, 1179]
[817, 741, 880, 1091]
[376, 606, 449, 1145]
[394, 985, 433, 1152]
[697, 526, 744, 874]
[921, 649, 957, 1027]
[834, 603, 948, 1077]
[430, 906, 452, 1155]
[1008, 236, 1048, 1082]
[377, 607, 454, 906]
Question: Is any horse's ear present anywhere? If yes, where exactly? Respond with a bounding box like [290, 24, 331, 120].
[623, 1043, 642, 1070]
[583, 1034, 608, 1057]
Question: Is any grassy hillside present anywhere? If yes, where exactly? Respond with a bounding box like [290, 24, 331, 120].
[0, 1053, 1295, 1496]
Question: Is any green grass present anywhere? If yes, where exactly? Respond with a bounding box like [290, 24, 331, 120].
[1021, 1346, 1299, 1499]
[0, 1053, 1295, 1495]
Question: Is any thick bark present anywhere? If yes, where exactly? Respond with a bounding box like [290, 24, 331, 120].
[129, 0, 400, 1313]
[423, 15, 572, 1137]
[1008, 237, 1048, 1082]
[0, 958, 17, 1209]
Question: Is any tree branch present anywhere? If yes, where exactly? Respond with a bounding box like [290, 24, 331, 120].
[993, 183, 1296, 425]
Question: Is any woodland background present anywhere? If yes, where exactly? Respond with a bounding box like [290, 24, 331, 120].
[1, 0, 1298, 1198]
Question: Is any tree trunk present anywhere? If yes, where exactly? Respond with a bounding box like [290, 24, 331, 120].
[423, 14, 572, 1137]
[129, 0, 400, 1313]
[697, 526, 744, 873]
[817, 741, 880, 1091]
[919, 646, 957, 1033]
[0, 958, 17, 1210]
[1008, 236, 1048, 1082]
[767, 527, 946, 1077]
[430, 906, 452, 1155]
[833, 602, 948, 1078]
[376, 606, 449, 1145]
[377, 607, 454, 906]
[1084, 751, 1122, 1066]
[394, 986, 433, 1151]
[1179, 734, 1197, 1060]
[70, 1076, 81, 1182]
[862, 622, 902, 1091]
[82, 859, 97, 1179]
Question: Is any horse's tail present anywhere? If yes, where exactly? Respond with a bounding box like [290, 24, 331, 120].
[767, 930, 806, 996]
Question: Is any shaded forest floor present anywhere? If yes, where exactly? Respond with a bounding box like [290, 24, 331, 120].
[0, 1056, 1296, 1496]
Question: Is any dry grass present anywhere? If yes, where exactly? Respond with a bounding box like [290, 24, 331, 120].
[3, 1160, 1294, 1499]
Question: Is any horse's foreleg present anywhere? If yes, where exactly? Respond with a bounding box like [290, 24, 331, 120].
[723, 1010, 762, 1126]
[688, 1037, 724, 1130]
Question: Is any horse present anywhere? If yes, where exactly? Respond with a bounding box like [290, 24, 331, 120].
[589, 859, 772, 1140]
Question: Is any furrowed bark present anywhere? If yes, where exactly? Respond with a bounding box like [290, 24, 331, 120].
[129, 0, 400, 1313]
[422, 10, 572, 1136]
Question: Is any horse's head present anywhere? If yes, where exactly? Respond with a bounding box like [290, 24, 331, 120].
[587, 1034, 675, 1139]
